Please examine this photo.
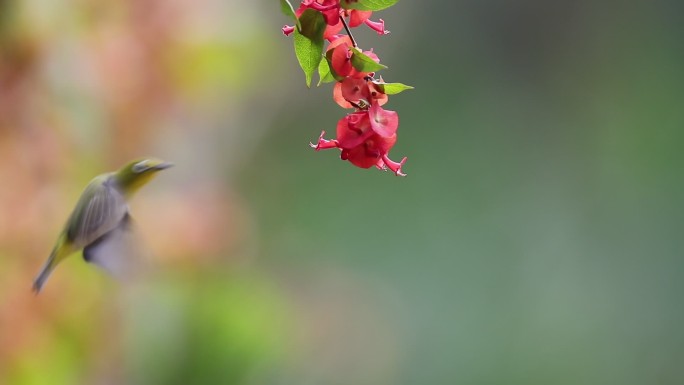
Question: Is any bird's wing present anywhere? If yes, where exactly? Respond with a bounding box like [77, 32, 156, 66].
[83, 213, 147, 279]
[66, 174, 128, 247]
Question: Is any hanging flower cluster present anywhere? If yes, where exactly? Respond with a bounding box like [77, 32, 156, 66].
[280, 0, 412, 176]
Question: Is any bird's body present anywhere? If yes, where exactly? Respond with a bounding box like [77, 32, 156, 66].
[33, 158, 172, 293]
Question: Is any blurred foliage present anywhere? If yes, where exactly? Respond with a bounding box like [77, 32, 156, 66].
[1, 0, 684, 384]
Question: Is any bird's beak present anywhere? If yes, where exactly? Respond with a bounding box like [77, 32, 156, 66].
[153, 162, 174, 170]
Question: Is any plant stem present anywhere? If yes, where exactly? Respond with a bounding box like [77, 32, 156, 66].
[340, 15, 358, 48]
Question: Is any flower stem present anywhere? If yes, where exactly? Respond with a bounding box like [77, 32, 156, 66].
[340, 15, 358, 48]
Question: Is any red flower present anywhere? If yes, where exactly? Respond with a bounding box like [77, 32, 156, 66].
[336, 110, 373, 148]
[330, 43, 354, 78]
[282, 25, 295, 36]
[305, 0, 341, 26]
[282, 1, 408, 177]
[329, 42, 381, 79]
[364, 18, 388, 35]
[323, 20, 343, 39]
[333, 77, 388, 108]
[341, 132, 397, 169]
[337, 78, 369, 106]
[282, 1, 344, 39]
[310, 103, 407, 176]
[348, 10, 372, 27]
[346, 9, 389, 35]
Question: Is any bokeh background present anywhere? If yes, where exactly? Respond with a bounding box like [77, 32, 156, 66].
[1, 0, 683, 384]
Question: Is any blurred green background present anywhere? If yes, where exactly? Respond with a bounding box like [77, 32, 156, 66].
[1, 0, 683, 384]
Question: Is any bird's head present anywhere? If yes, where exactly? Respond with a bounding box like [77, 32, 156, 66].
[114, 158, 173, 196]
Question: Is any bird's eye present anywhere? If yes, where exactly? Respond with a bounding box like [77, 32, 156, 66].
[132, 161, 149, 173]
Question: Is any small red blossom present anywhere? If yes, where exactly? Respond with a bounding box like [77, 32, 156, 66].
[282, 25, 295, 36]
[336, 110, 373, 148]
[348, 10, 372, 27]
[364, 18, 388, 35]
[310, 106, 407, 176]
[298, 0, 340, 25]
[330, 43, 354, 78]
[333, 83, 354, 109]
[340, 77, 370, 105]
[334, 77, 388, 108]
[345, 9, 389, 35]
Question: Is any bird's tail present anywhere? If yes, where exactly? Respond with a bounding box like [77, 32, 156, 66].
[32, 249, 58, 294]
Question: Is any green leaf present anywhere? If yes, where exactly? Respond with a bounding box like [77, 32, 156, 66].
[279, 0, 300, 29]
[373, 81, 414, 95]
[297, 8, 326, 40]
[293, 9, 326, 87]
[317, 57, 336, 86]
[325, 49, 346, 82]
[341, 0, 399, 11]
[350, 49, 387, 73]
[294, 31, 321, 87]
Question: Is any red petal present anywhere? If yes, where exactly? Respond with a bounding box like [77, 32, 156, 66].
[374, 132, 397, 154]
[349, 10, 372, 27]
[369, 102, 399, 137]
[327, 35, 352, 51]
[331, 44, 353, 78]
[368, 82, 389, 106]
[336, 112, 373, 149]
[309, 131, 340, 151]
[363, 49, 381, 64]
[282, 25, 295, 36]
[323, 20, 343, 39]
[333, 83, 354, 109]
[340, 77, 371, 105]
[308, 1, 341, 25]
[364, 18, 388, 35]
[343, 145, 379, 169]
[381, 154, 407, 176]
[343, 133, 396, 169]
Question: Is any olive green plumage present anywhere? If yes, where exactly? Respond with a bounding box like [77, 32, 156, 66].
[32, 158, 172, 293]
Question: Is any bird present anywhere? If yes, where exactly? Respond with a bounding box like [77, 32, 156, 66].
[32, 158, 173, 293]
